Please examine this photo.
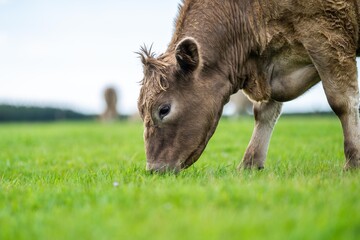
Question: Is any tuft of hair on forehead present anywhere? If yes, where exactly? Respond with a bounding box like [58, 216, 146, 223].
[137, 45, 170, 92]
[137, 45, 172, 123]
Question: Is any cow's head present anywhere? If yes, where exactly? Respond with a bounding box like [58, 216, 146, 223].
[138, 38, 231, 173]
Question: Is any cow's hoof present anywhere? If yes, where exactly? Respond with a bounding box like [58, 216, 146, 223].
[237, 161, 264, 171]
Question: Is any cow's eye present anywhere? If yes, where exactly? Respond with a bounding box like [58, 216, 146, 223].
[159, 104, 171, 120]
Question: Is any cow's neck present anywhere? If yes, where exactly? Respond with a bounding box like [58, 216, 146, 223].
[168, 0, 270, 102]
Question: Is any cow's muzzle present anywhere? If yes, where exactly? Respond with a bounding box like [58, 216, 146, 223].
[146, 162, 181, 174]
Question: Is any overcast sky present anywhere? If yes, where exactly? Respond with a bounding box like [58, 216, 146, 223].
[0, 0, 358, 114]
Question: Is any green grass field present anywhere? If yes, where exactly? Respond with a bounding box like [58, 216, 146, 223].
[1, 116, 359, 240]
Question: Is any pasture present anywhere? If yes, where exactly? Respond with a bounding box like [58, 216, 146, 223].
[1, 116, 359, 239]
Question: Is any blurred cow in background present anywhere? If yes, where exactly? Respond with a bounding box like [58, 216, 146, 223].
[100, 87, 118, 122]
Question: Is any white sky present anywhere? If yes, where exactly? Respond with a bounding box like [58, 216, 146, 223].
[0, 0, 358, 114]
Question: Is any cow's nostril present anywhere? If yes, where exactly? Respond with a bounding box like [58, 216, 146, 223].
[146, 162, 166, 173]
[146, 162, 153, 172]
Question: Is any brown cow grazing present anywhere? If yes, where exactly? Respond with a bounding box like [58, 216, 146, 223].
[138, 0, 360, 173]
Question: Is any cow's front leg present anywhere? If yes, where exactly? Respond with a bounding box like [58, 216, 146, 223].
[239, 100, 282, 170]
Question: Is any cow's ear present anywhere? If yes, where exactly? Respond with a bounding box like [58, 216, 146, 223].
[175, 37, 200, 73]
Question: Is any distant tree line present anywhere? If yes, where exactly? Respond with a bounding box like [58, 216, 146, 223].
[0, 105, 94, 122]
